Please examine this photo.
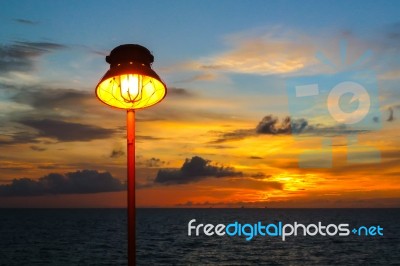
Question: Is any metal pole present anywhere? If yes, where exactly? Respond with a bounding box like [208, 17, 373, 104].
[127, 109, 135, 266]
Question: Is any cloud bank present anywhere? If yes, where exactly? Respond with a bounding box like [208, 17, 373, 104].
[0, 41, 66, 74]
[154, 156, 242, 185]
[0, 170, 125, 197]
[19, 119, 116, 142]
[211, 114, 370, 143]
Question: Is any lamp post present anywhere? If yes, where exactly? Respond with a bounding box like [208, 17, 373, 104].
[95, 44, 167, 266]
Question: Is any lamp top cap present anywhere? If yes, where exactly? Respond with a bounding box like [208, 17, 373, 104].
[105, 44, 154, 66]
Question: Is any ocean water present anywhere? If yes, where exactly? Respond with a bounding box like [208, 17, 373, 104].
[0, 208, 399, 265]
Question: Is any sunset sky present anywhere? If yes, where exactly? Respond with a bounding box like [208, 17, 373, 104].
[0, 0, 399, 208]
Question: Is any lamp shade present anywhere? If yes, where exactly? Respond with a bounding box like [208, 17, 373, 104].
[95, 44, 167, 110]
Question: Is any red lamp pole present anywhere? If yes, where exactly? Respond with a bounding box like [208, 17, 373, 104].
[95, 44, 167, 266]
[127, 109, 135, 265]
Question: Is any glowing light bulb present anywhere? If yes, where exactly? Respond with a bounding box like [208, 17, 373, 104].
[120, 74, 143, 102]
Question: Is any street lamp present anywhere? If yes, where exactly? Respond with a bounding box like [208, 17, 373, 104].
[95, 44, 167, 266]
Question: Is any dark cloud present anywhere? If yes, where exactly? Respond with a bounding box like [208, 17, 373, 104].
[209, 129, 253, 144]
[249, 156, 263, 160]
[207, 144, 234, 149]
[384, 22, 400, 43]
[0, 85, 94, 126]
[0, 132, 39, 146]
[12, 87, 91, 110]
[210, 116, 297, 143]
[30, 145, 46, 152]
[249, 172, 269, 179]
[256, 115, 292, 134]
[387, 107, 394, 122]
[154, 156, 242, 185]
[13, 18, 38, 25]
[0, 84, 119, 146]
[145, 157, 166, 167]
[136, 135, 164, 141]
[212, 115, 309, 143]
[110, 148, 124, 158]
[168, 87, 194, 97]
[211, 115, 367, 143]
[0, 170, 126, 197]
[256, 116, 310, 135]
[19, 119, 116, 142]
[0, 41, 66, 74]
[135, 157, 168, 169]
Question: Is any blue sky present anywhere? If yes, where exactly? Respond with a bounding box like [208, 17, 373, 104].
[1, 1, 399, 88]
[0, 1, 399, 207]
[2, 1, 400, 66]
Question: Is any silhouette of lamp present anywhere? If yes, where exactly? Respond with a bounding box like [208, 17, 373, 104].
[95, 44, 167, 266]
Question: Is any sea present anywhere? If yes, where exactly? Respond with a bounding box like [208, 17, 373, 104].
[0, 208, 399, 265]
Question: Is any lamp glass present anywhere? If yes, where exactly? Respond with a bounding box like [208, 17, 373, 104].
[96, 74, 166, 110]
